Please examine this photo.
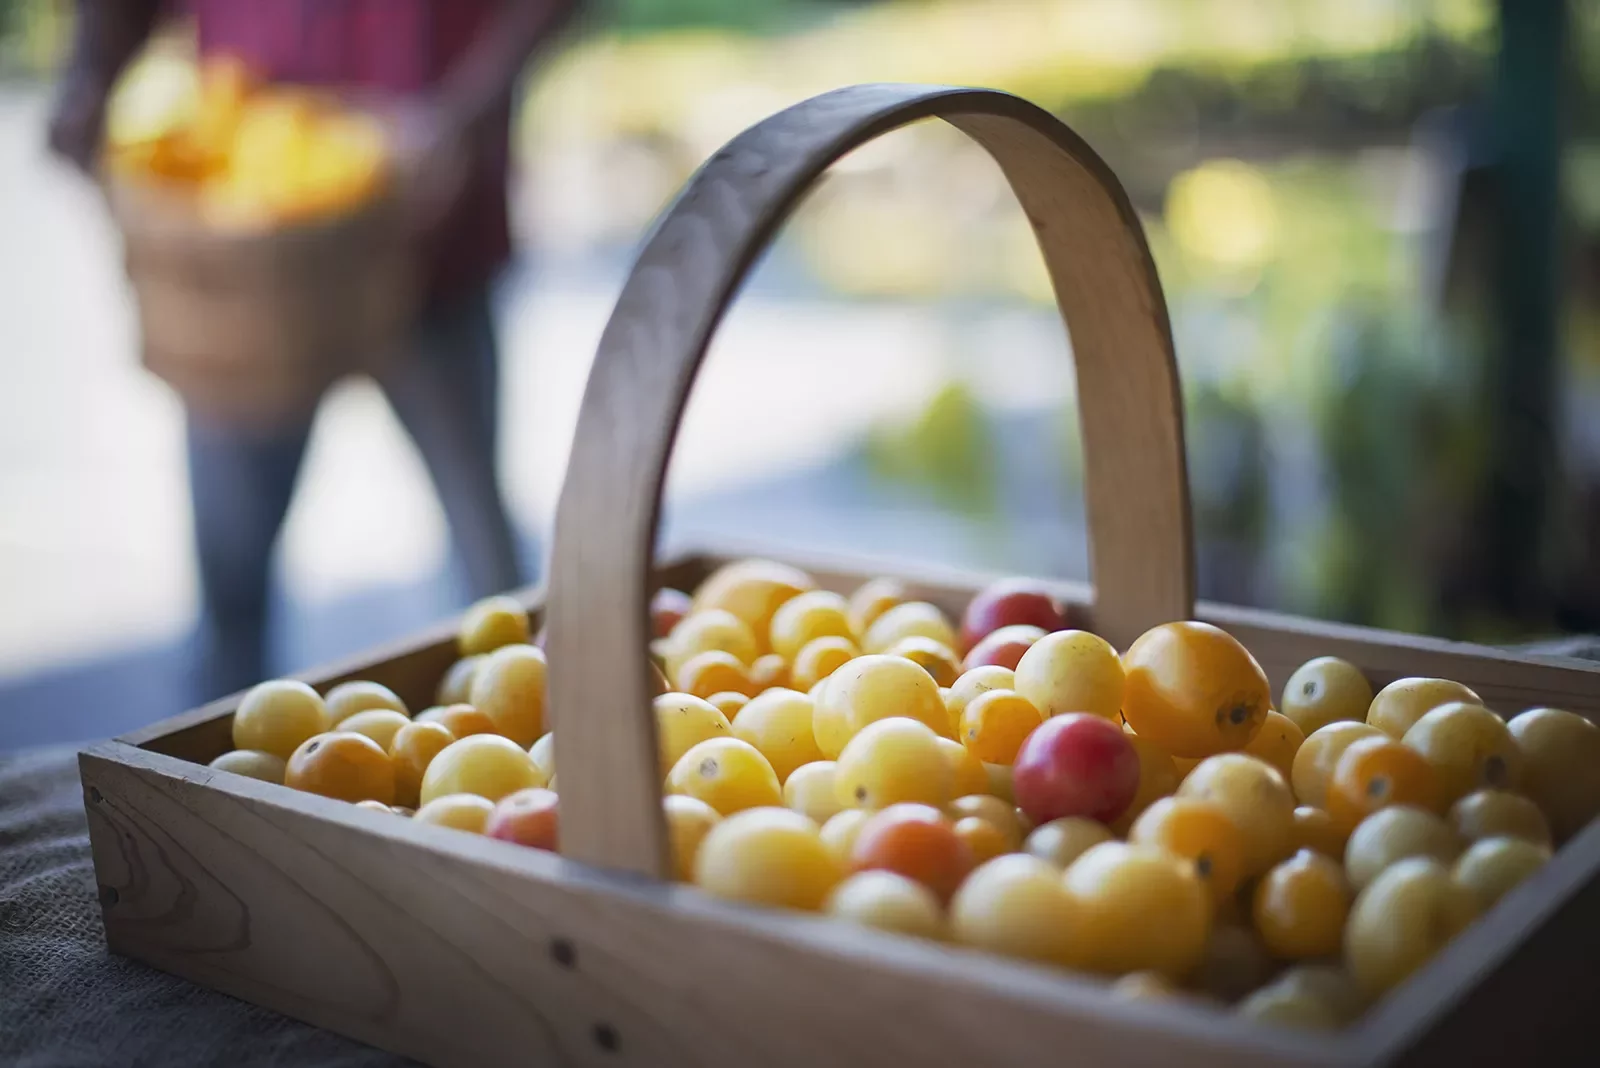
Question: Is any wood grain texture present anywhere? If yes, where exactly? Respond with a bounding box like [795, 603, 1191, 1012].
[546, 84, 1193, 878]
[80, 742, 1334, 1068]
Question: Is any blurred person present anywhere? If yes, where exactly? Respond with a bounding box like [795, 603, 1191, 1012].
[47, 0, 579, 696]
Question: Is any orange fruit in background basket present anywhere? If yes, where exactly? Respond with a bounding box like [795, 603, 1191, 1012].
[690, 559, 815, 655]
[846, 577, 907, 639]
[1122, 621, 1270, 759]
[769, 590, 853, 661]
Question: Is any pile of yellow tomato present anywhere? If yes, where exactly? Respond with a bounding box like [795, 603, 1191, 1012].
[107, 56, 390, 232]
[205, 558, 1600, 1033]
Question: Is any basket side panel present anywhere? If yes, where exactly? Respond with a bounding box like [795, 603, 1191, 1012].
[77, 744, 1333, 1068]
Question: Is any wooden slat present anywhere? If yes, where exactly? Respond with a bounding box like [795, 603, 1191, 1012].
[546, 84, 1195, 879]
[79, 742, 1336, 1068]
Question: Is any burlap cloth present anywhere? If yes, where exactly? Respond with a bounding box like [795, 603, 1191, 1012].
[3, 637, 1596, 1065]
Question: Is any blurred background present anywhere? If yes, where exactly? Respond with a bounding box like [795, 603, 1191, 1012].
[3, 0, 1598, 750]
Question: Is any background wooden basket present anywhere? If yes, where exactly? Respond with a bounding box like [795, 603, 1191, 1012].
[108, 176, 416, 426]
[81, 85, 1600, 1066]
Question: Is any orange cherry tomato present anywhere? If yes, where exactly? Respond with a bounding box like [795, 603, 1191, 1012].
[1121, 621, 1271, 759]
[1326, 735, 1441, 833]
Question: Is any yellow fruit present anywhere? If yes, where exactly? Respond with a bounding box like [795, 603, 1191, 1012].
[1193, 923, 1276, 1003]
[420, 734, 545, 805]
[666, 738, 783, 815]
[324, 680, 408, 725]
[1236, 980, 1343, 1031]
[1508, 707, 1600, 840]
[457, 594, 530, 656]
[1122, 622, 1270, 758]
[1343, 805, 1462, 892]
[337, 709, 410, 752]
[949, 854, 1081, 966]
[693, 807, 839, 909]
[1344, 857, 1479, 996]
[784, 760, 845, 824]
[1063, 842, 1211, 979]
[528, 732, 556, 783]
[790, 635, 858, 693]
[1292, 721, 1384, 809]
[1129, 796, 1246, 905]
[1267, 965, 1367, 1025]
[1110, 728, 1182, 835]
[824, 871, 946, 940]
[285, 732, 395, 804]
[815, 654, 951, 759]
[936, 737, 990, 798]
[1366, 677, 1482, 739]
[1013, 629, 1124, 720]
[862, 601, 957, 655]
[1280, 656, 1372, 736]
[1024, 816, 1113, 869]
[1326, 735, 1442, 834]
[888, 636, 963, 688]
[414, 793, 494, 834]
[1451, 836, 1550, 909]
[749, 654, 790, 692]
[690, 559, 814, 654]
[953, 816, 1011, 865]
[1402, 702, 1522, 805]
[1290, 806, 1349, 858]
[769, 590, 853, 661]
[1177, 753, 1295, 876]
[959, 689, 1044, 765]
[834, 717, 951, 810]
[208, 749, 286, 784]
[663, 794, 721, 882]
[417, 703, 495, 739]
[467, 643, 546, 746]
[820, 808, 872, 865]
[1244, 711, 1305, 784]
[390, 720, 456, 809]
[666, 609, 760, 679]
[1253, 850, 1350, 960]
[944, 665, 1016, 734]
[435, 655, 483, 707]
[733, 688, 823, 782]
[983, 761, 1014, 802]
[233, 679, 331, 759]
[846, 577, 907, 640]
[655, 693, 733, 775]
[1449, 789, 1551, 847]
[705, 691, 750, 722]
[676, 650, 757, 700]
[947, 794, 1026, 849]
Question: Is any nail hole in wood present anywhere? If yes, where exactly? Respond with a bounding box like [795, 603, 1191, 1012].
[89, 787, 103, 803]
[593, 1023, 619, 1053]
[551, 938, 576, 969]
[99, 885, 119, 907]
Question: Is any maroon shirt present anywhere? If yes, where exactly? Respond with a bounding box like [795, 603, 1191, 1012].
[190, 0, 512, 302]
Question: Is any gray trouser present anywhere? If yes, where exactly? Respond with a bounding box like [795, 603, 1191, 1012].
[186, 288, 523, 697]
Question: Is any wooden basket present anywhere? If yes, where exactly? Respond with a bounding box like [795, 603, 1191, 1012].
[79, 86, 1600, 1067]
[109, 176, 416, 426]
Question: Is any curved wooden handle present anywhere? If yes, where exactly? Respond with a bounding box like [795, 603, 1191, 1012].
[547, 84, 1194, 877]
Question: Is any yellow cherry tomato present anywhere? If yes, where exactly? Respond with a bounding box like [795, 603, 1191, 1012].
[389, 719, 456, 809]
[1109, 728, 1181, 835]
[655, 692, 733, 775]
[1343, 805, 1462, 892]
[769, 589, 853, 661]
[1122, 622, 1270, 758]
[1279, 656, 1372, 736]
[435, 655, 483, 707]
[413, 793, 494, 833]
[1449, 789, 1551, 847]
[1129, 796, 1246, 905]
[846, 577, 907, 641]
[693, 807, 839, 910]
[1402, 702, 1521, 805]
[783, 760, 845, 825]
[1253, 850, 1350, 960]
[733, 688, 823, 782]
[663, 794, 721, 882]
[815, 654, 951, 759]
[676, 650, 757, 701]
[1063, 842, 1211, 980]
[420, 734, 545, 805]
[949, 854, 1081, 967]
[666, 609, 759, 680]
[862, 601, 957, 656]
[1244, 711, 1304, 784]
[208, 749, 287, 784]
[749, 654, 789, 692]
[1344, 857, 1479, 996]
[1327, 735, 1442, 833]
[888, 636, 963, 688]
[834, 717, 951, 810]
[819, 808, 872, 865]
[337, 708, 410, 752]
[285, 732, 395, 804]
[790, 635, 858, 693]
[1366, 677, 1482, 739]
[467, 643, 546, 746]
[1509, 707, 1600, 841]
[944, 665, 1015, 735]
[324, 679, 408, 725]
[1176, 753, 1295, 877]
[824, 870, 945, 940]
[705, 691, 750, 723]
[937, 737, 991, 799]
[666, 737, 783, 815]
[947, 794, 1026, 850]
[1289, 805, 1348, 858]
[953, 816, 1011, 865]
[1451, 836, 1549, 909]
[689, 558, 814, 655]
[959, 689, 1044, 765]
[1292, 721, 1384, 809]
[417, 703, 496, 739]
[233, 679, 331, 759]
[456, 594, 530, 656]
[1024, 816, 1112, 869]
[1012, 629, 1124, 721]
